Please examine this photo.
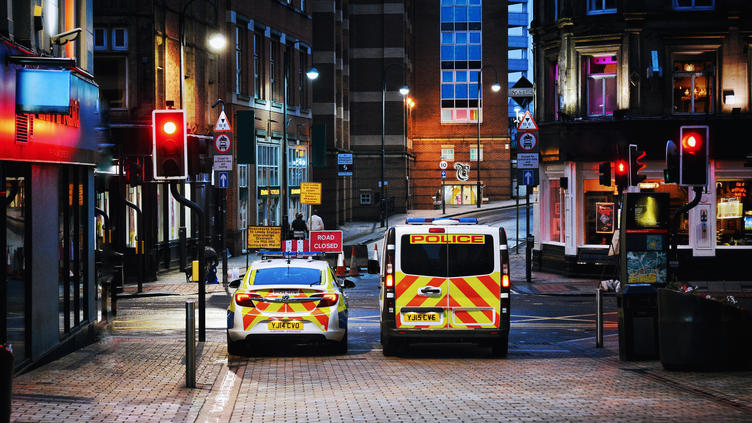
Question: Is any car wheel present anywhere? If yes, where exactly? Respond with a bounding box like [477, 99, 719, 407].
[381, 333, 402, 356]
[227, 332, 249, 356]
[490, 335, 508, 358]
[331, 329, 348, 355]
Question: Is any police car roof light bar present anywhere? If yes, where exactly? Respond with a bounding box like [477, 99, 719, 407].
[258, 251, 326, 259]
[405, 217, 478, 224]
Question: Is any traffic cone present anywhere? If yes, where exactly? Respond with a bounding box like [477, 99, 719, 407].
[368, 244, 379, 274]
[336, 252, 347, 277]
[349, 246, 360, 277]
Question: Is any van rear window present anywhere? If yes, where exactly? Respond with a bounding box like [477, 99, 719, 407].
[399, 234, 494, 277]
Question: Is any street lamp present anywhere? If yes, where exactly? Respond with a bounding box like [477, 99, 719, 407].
[281, 52, 319, 240]
[381, 63, 409, 228]
[207, 32, 227, 52]
[476, 66, 501, 208]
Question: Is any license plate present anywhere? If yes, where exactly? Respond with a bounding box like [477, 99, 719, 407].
[403, 312, 440, 323]
[268, 320, 304, 331]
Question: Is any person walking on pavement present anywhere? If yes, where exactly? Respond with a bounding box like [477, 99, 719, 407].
[311, 209, 325, 231]
[291, 212, 308, 239]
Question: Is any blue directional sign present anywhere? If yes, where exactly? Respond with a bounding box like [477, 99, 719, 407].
[218, 172, 229, 188]
[441, 170, 446, 179]
[517, 169, 539, 186]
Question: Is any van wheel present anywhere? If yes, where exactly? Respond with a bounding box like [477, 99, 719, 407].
[490, 335, 508, 358]
[381, 334, 402, 356]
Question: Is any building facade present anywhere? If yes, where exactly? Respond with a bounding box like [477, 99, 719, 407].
[1, 0, 101, 371]
[531, 0, 752, 280]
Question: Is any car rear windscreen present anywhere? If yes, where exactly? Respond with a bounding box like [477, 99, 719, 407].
[399, 234, 494, 277]
[252, 267, 322, 285]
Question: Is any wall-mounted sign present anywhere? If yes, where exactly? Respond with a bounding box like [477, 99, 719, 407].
[300, 182, 322, 205]
[16, 69, 71, 114]
[596, 202, 615, 234]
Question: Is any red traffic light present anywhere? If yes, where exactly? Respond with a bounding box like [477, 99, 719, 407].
[681, 132, 702, 154]
[616, 160, 627, 174]
[152, 110, 187, 179]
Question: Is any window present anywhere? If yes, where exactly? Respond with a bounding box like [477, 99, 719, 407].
[545, 62, 560, 121]
[288, 146, 307, 187]
[235, 26, 243, 95]
[298, 51, 308, 108]
[587, 0, 616, 15]
[440, 0, 482, 123]
[111, 28, 128, 50]
[257, 140, 280, 226]
[441, 148, 455, 161]
[360, 191, 373, 205]
[253, 32, 264, 99]
[586, 55, 617, 117]
[673, 53, 714, 114]
[469, 146, 483, 161]
[94, 56, 127, 109]
[716, 180, 752, 246]
[238, 164, 249, 188]
[94, 28, 107, 50]
[270, 39, 279, 103]
[548, 179, 565, 243]
[673, 0, 714, 10]
[257, 143, 280, 187]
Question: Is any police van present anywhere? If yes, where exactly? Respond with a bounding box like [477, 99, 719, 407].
[379, 218, 511, 356]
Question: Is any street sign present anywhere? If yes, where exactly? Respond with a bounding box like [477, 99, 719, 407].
[337, 153, 353, 176]
[439, 160, 448, 170]
[214, 133, 231, 154]
[510, 76, 534, 108]
[247, 226, 282, 249]
[441, 170, 447, 179]
[300, 182, 322, 205]
[309, 230, 343, 253]
[213, 154, 233, 171]
[517, 153, 539, 169]
[217, 171, 229, 188]
[518, 132, 538, 152]
[214, 110, 232, 132]
[517, 169, 539, 186]
[283, 239, 310, 252]
[517, 110, 539, 131]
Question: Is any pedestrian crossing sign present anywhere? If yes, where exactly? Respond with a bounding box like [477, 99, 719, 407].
[517, 111, 538, 131]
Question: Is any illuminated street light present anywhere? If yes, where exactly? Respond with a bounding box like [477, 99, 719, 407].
[207, 32, 227, 52]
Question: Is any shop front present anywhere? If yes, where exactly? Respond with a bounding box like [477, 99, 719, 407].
[0, 43, 100, 370]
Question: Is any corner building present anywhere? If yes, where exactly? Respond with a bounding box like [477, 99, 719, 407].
[531, 0, 752, 280]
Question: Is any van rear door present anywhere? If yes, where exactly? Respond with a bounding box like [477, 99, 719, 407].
[444, 228, 500, 329]
[395, 231, 448, 329]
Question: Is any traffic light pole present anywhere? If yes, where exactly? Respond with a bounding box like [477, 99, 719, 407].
[170, 182, 207, 342]
[669, 186, 703, 283]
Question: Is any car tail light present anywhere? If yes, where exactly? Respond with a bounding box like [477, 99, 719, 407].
[502, 274, 510, 288]
[234, 292, 260, 307]
[317, 293, 339, 307]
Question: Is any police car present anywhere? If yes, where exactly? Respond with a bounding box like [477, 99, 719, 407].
[379, 218, 511, 356]
[227, 252, 354, 355]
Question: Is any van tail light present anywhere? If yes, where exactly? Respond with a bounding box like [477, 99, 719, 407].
[235, 292, 261, 307]
[385, 263, 394, 289]
[317, 293, 339, 307]
[502, 274, 510, 288]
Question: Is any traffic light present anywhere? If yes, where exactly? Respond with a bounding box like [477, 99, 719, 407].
[188, 136, 212, 175]
[615, 159, 629, 191]
[664, 140, 679, 183]
[152, 109, 187, 180]
[679, 125, 709, 186]
[598, 161, 611, 186]
[628, 144, 647, 186]
[124, 160, 143, 186]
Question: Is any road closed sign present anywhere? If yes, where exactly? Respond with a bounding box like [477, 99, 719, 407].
[309, 230, 343, 253]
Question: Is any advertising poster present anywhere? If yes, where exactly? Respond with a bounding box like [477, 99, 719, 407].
[596, 202, 615, 234]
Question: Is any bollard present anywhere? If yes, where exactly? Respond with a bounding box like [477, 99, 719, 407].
[596, 288, 603, 348]
[0, 344, 13, 423]
[186, 301, 196, 388]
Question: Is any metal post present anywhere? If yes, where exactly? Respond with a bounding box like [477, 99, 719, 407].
[515, 184, 519, 254]
[171, 182, 207, 341]
[525, 190, 531, 283]
[596, 288, 603, 348]
[476, 74, 482, 208]
[221, 190, 228, 284]
[185, 300, 196, 388]
[123, 197, 143, 292]
[282, 52, 290, 240]
[442, 179, 446, 215]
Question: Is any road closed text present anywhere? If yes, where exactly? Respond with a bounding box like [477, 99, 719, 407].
[409, 234, 485, 244]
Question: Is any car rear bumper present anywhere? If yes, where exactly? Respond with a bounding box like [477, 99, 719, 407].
[227, 326, 345, 343]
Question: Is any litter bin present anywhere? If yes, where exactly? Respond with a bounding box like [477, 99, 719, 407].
[618, 284, 659, 361]
[1, 344, 13, 423]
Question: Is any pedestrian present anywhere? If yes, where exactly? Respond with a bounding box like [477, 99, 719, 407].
[311, 208, 324, 231]
[291, 212, 308, 239]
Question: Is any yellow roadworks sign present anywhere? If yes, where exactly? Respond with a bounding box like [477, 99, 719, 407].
[247, 226, 282, 249]
[300, 182, 322, 205]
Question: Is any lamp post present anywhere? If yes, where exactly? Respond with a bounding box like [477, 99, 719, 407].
[281, 52, 318, 240]
[381, 63, 409, 228]
[476, 66, 501, 208]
